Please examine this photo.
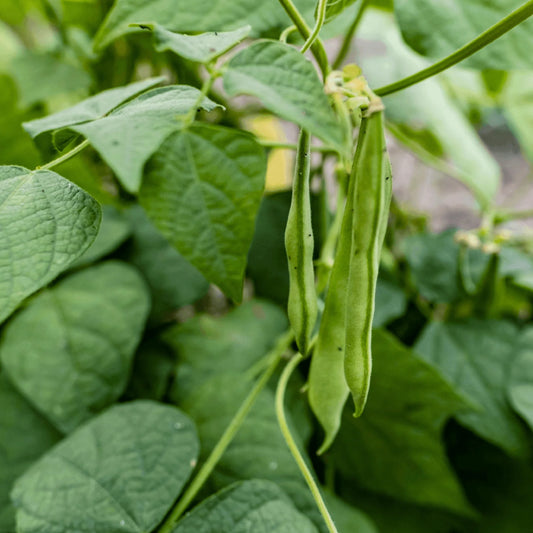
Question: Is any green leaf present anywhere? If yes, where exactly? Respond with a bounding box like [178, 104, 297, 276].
[321, 0, 359, 22]
[171, 479, 319, 533]
[135, 24, 251, 63]
[373, 278, 407, 327]
[329, 329, 473, 515]
[9, 51, 92, 108]
[395, 0, 533, 70]
[508, 327, 533, 430]
[71, 205, 131, 268]
[22, 77, 164, 140]
[224, 41, 343, 152]
[0, 165, 101, 325]
[69, 85, 220, 193]
[140, 123, 266, 302]
[415, 320, 530, 457]
[165, 300, 287, 400]
[359, 9, 500, 208]
[0, 261, 150, 433]
[93, 0, 316, 51]
[403, 230, 463, 303]
[12, 401, 199, 533]
[0, 374, 61, 532]
[179, 374, 326, 531]
[124, 206, 208, 321]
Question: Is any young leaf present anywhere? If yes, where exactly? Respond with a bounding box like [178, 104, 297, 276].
[140, 123, 266, 302]
[321, 0, 360, 22]
[415, 320, 530, 457]
[135, 24, 251, 63]
[11, 401, 199, 533]
[172, 479, 319, 533]
[93, 0, 316, 51]
[329, 330, 474, 516]
[0, 261, 150, 433]
[124, 206, 209, 321]
[23, 77, 164, 140]
[67, 85, 220, 193]
[507, 327, 533, 431]
[0, 165, 101, 325]
[0, 374, 61, 532]
[395, 0, 533, 70]
[223, 41, 344, 152]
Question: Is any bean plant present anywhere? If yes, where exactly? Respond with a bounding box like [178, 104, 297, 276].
[1, 0, 533, 532]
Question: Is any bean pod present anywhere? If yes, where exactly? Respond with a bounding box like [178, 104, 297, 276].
[344, 110, 391, 417]
[285, 129, 317, 357]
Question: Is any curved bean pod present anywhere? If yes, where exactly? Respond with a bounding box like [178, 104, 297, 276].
[285, 129, 318, 357]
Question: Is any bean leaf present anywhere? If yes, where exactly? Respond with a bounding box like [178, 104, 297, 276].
[12, 401, 199, 533]
[0, 165, 101, 325]
[140, 123, 266, 302]
[224, 41, 344, 152]
[0, 261, 150, 433]
[508, 327, 533, 431]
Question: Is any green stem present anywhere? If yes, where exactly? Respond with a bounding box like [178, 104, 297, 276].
[158, 331, 294, 533]
[258, 139, 337, 154]
[181, 70, 217, 126]
[37, 139, 90, 171]
[275, 353, 339, 533]
[301, 0, 327, 53]
[332, 0, 369, 69]
[276, 0, 330, 77]
[495, 207, 533, 224]
[375, 0, 533, 97]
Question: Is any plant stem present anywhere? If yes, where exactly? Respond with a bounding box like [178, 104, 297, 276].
[276, 0, 330, 77]
[301, 0, 327, 53]
[158, 330, 294, 533]
[275, 353, 339, 533]
[375, 0, 533, 97]
[332, 0, 369, 69]
[495, 207, 533, 223]
[258, 139, 337, 154]
[37, 139, 90, 171]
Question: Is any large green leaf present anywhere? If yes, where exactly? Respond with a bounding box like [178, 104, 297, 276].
[508, 327, 533, 430]
[124, 206, 208, 321]
[395, 0, 533, 70]
[140, 123, 266, 302]
[172, 480, 318, 533]
[415, 320, 530, 456]
[329, 330, 473, 515]
[373, 278, 407, 327]
[0, 261, 150, 433]
[164, 300, 287, 400]
[136, 24, 251, 63]
[322, 492, 378, 533]
[12, 401, 199, 533]
[69, 85, 220, 193]
[0, 165, 101, 324]
[93, 0, 316, 51]
[0, 374, 61, 533]
[22, 77, 164, 140]
[224, 41, 344, 152]
[359, 9, 500, 209]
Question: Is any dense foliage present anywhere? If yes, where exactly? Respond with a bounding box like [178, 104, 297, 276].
[1, 1, 533, 532]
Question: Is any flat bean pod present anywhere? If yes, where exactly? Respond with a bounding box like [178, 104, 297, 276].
[285, 129, 317, 357]
[345, 110, 391, 417]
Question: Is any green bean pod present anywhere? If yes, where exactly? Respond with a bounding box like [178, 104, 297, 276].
[345, 110, 391, 417]
[285, 129, 317, 357]
[308, 118, 372, 454]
